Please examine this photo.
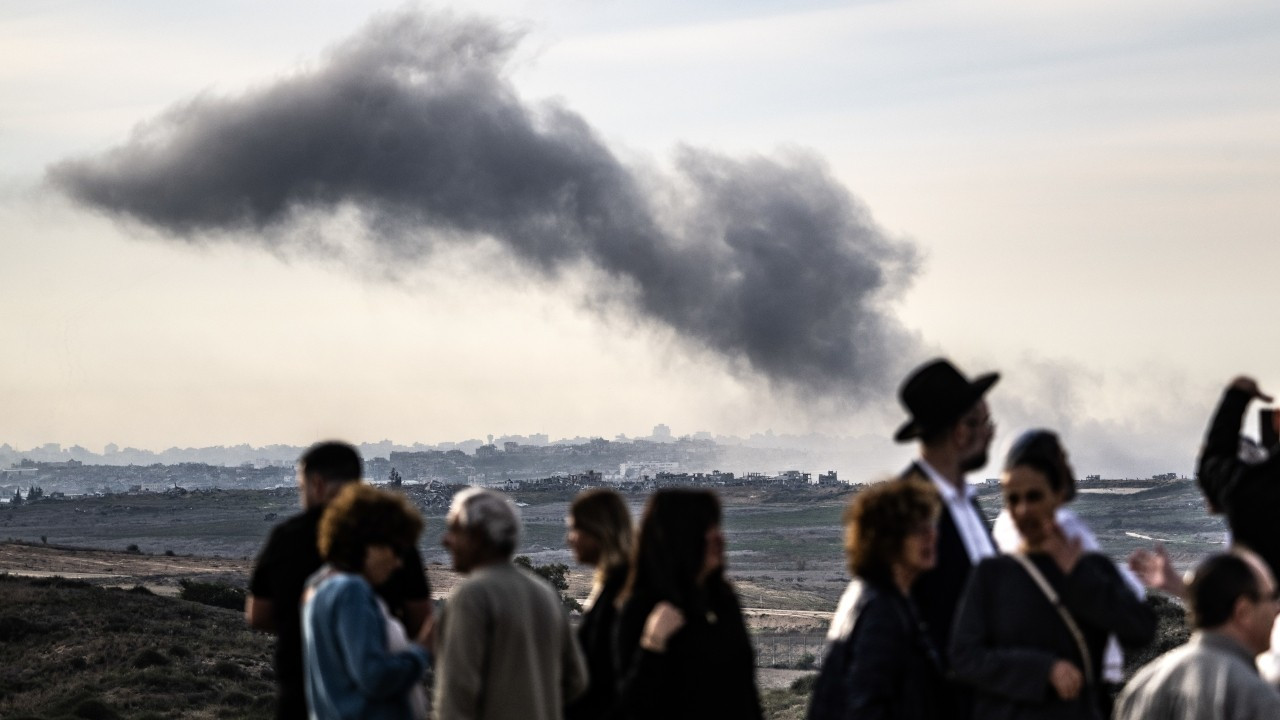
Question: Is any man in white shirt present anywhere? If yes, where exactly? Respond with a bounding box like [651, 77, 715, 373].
[895, 358, 998, 720]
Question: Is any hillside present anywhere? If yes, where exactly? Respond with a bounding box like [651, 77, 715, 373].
[0, 574, 274, 719]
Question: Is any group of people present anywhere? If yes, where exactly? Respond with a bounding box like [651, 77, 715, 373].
[244, 357, 1280, 720]
[246, 442, 759, 720]
[809, 360, 1280, 720]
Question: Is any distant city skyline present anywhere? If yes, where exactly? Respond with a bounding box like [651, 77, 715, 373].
[4, 1, 1278, 479]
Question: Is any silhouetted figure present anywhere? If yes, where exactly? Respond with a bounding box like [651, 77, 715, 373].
[950, 434, 1155, 719]
[1198, 376, 1280, 576]
[302, 484, 430, 719]
[246, 442, 431, 720]
[1115, 551, 1280, 720]
[435, 488, 586, 720]
[808, 477, 945, 720]
[615, 489, 762, 720]
[565, 488, 633, 720]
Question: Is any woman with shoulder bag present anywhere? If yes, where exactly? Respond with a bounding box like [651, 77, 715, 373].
[950, 431, 1156, 719]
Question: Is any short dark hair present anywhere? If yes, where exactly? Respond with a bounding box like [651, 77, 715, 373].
[300, 441, 362, 484]
[317, 484, 423, 573]
[1187, 553, 1260, 629]
[845, 478, 940, 583]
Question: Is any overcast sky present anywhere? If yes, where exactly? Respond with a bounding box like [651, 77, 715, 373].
[3, 1, 1278, 478]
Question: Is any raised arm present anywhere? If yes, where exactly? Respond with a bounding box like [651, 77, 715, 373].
[1199, 377, 1270, 512]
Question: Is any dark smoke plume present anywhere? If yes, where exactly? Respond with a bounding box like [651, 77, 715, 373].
[49, 9, 921, 400]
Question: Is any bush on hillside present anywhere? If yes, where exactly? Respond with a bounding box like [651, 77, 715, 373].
[178, 580, 245, 611]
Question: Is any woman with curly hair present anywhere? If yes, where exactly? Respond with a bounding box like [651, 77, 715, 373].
[614, 488, 761, 720]
[808, 477, 945, 720]
[565, 488, 633, 720]
[302, 483, 430, 720]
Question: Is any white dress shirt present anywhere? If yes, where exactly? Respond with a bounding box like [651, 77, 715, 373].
[917, 458, 996, 563]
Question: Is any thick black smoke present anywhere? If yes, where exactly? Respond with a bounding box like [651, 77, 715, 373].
[49, 9, 921, 400]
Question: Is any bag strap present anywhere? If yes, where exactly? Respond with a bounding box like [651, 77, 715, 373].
[1009, 553, 1094, 686]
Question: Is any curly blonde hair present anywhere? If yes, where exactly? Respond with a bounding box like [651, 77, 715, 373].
[844, 478, 940, 583]
[318, 484, 423, 572]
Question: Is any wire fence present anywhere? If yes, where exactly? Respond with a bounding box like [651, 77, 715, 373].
[752, 633, 825, 670]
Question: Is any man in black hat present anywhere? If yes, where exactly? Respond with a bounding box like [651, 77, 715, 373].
[895, 358, 999, 670]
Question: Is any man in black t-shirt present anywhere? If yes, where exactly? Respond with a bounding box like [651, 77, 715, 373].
[246, 441, 431, 720]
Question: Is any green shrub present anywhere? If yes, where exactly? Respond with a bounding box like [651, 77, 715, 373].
[0, 615, 45, 641]
[168, 643, 192, 659]
[132, 648, 170, 669]
[212, 660, 245, 679]
[219, 690, 253, 707]
[30, 576, 90, 589]
[789, 673, 817, 694]
[514, 556, 579, 610]
[72, 697, 121, 720]
[178, 580, 246, 611]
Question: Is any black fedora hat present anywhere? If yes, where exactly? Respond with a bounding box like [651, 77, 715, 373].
[894, 359, 999, 443]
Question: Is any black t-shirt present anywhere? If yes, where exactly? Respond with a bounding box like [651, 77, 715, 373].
[249, 506, 430, 719]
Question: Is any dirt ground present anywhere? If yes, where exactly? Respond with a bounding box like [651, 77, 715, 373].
[0, 540, 830, 640]
[0, 541, 466, 599]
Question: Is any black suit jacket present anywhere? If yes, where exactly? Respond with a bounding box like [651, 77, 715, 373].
[900, 463, 994, 666]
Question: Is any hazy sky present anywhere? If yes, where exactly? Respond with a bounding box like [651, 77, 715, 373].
[3, 1, 1278, 477]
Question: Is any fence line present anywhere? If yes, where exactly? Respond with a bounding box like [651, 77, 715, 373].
[752, 633, 825, 670]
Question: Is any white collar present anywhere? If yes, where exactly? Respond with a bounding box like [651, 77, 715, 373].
[917, 458, 974, 503]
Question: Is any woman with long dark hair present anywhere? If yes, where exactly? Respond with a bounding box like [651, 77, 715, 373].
[807, 477, 945, 720]
[565, 488, 633, 720]
[614, 489, 762, 720]
[950, 431, 1156, 719]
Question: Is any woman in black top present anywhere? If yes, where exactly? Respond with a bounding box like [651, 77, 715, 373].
[565, 488, 633, 720]
[950, 433, 1156, 720]
[808, 477, 945, 720]
[614, 489, 762, 720]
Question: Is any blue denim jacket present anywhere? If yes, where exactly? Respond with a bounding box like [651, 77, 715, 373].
[303, 570, 430, 720]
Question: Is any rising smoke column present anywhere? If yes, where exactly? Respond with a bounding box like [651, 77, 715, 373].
[49, 9, 922, 401]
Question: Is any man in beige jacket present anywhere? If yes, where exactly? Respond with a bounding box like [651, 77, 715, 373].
[435, 487, 587, 720]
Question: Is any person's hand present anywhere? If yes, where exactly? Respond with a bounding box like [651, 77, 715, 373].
[1230, 376, 1274, 403]
[1129, 544, 1187, 599]
[1040, 521, 1083, 575]
[416, 614, 435, 650]
[640, 601, 686, 653]
[1048, 660, 1083, 700]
